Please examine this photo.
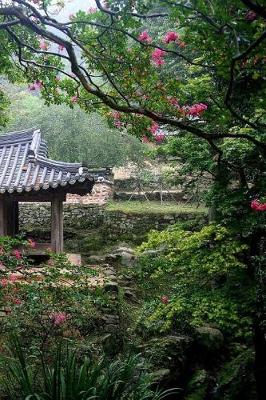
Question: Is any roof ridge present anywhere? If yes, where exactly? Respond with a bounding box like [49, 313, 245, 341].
[0, 128, 35, 140]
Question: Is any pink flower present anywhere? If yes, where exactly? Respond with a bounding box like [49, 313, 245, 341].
[251, 199, 266, 211]
[88, 7, 97, 13]
[50, 311, 69, 326]
[34, 80, 43, 90]
[163, 31, 180, 44]
[8, 274, 20, 282]
[69, 13, 75, 20]
[12, 249, 22, 260]
[0, 262, 5, 270]
[161, 295, 169, 304]
[28, 80, 43, 91]
[148, 121, 159, 135]
[28, 83, 36, 91]
[58, 44, 65, 52]
[28, 239, 36, 248]
[142, 136, 150, 143]
[186, 103, 208, 117]
[39, 39, 49, 51]
[167, 96, 180, 107]
[13, 298, 22, 305]
[151, 48, 166, 60]
[151, 48, 166, 67]
[155, 132, 165, 142]
[55, 75, 61, 81]
[111, 111, 121, 119]
[0, 279, 8, 288]
[114, 120, 123, 128]
[71, 95, 78, 103]
[138, 31, 152, 43]
[246, 11, 257, 21]
[178, 41, 186, 48]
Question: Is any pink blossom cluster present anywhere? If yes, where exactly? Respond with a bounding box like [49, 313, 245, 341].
[39, 39, 49, 51]
[138, 31, 152, 43]
[246, 11, 257, 21]
[111, 111, 124, 128]
[0, 274, 20, 288]
[71, 95, 78, 104]
[88, 7, 97, 14]
[49, 311, 69, 326]
[167, 96, 180, 107]
[151, 48, 166, 67]
[58, 44, 65, 52]
[161, 295, 169, 304]
[28, 80, 43, 91]
[167, 97, 208, 117]
[251, 199, 266, 211]
[163, 31, 179, 44]
[12, 249, 22, 260]
[148, 121, 165, 142]
[185, 103, 208, 117]
[28, 239, 36, 248]
[163, 31, 186, 48]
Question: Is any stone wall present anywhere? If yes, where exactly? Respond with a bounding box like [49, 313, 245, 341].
[66, 182, 113, 205]
[19, 203, 206, 254]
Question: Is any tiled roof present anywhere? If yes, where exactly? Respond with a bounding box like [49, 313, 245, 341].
[0, 128, 108, 194]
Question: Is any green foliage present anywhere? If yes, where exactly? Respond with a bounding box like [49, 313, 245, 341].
[1, 337, 175, 400]
[3, 86, 146, 168]
[0, 237, 113, 345]
[135, 224, 253, 338]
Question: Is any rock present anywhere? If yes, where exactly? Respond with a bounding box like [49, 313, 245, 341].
[121, 253, 136, 267]
[123, 288, 137, 300]
[105, 323, 118, 333]
[106, 274, 117, 281]
[143, 335, 192, 374]
[105, 254, 119, 263]
[195, 325, 224, 352]
[103, 314, 119, 324]
[104, 281, 119, 292]
[88, 255, 105, 263]
[113, 246, 135, 255]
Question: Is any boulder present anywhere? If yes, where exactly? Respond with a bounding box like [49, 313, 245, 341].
[194, 325, 224, 352]
[104, 281, 119, 293]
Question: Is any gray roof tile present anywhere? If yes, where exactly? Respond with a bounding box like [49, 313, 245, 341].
[0, 128, 109, 194]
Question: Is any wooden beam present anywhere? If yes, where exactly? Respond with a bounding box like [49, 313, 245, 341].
[51, 197, 63, 253]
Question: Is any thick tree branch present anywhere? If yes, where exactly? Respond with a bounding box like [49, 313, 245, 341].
[0, 2, 265, 152]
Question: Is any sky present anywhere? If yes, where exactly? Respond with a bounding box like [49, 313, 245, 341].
[57, 0, 96, 21]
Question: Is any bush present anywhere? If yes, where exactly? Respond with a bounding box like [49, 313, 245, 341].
[135, 224, 253, 339]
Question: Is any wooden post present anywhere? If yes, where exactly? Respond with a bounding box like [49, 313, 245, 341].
[51, 197, 63, 253]
[0, 198, 19, 237]
[6, 201, 19, 236]
[0, 197, 7, 236]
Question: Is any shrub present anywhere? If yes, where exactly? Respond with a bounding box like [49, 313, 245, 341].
[0, 336, 176, 400]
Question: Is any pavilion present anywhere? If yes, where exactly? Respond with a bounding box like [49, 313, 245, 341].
[0, 128, 109, 253]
